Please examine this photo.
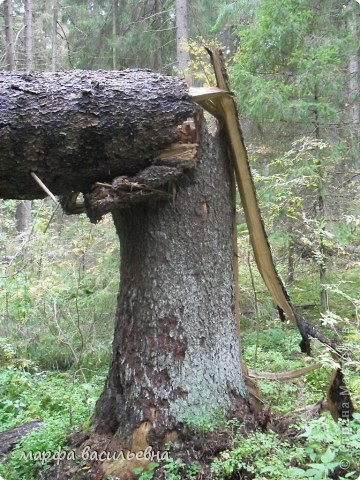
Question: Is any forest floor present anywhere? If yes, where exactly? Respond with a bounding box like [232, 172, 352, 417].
[0, 215, 359, 479]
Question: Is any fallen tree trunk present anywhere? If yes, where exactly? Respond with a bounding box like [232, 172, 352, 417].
[0, 70, 196, 199]
[0, 420, 42, 457]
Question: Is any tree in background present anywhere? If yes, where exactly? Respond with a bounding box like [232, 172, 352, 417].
[15, 0, 33, 232]
[347, 0, 360, 161]
[51, 0, 58, 72]
[4, 0, 15, 70]
[224, 0, 359, 310]
[230, 0, 347, 131]
[24, 0, 32, 70]
[3, 0, 32, 231]
[1, 1, 223, 73]
[57, 0, 174, 71]
[175, 0, 189, 73]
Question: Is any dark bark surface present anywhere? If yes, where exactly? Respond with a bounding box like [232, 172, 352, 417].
[0, 420, 42, 456]
[0, 70, 196, 199]
[92, 119, 249, 449]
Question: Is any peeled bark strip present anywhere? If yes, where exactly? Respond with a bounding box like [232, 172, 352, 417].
[197, 48, 342, 359]
[247, 363, 322, 381]
[92, 119, 250, 448]
[0, 70, 196, 199]
[327, 368, 355, 422]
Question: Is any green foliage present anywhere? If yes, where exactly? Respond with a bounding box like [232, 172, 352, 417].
[0, 368, 104, 480]
[242, 334, 317, 412]
[288, 414, 360, 479]
[252, 137, 332, 236]
[0, 202, 118, 371]
[181, 409, 226, 436]
[187, 36, 219, 86]
[0, 337, 16, 367]
[211, 429, 306, 479]
[0, 367, 103, 433]
[7, 419, 70, 479]
[230, 0, 347, 126]
[209, 414, 360, 479]
[134, 456, 200, 480]
[162, 457, 185, 480]
[241, 318, 359, 413]
[186, 461, 202, 479]
[133, 462, 160, 480]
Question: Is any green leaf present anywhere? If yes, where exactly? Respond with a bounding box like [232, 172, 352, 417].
[287, 467, 307, 476]
[133, 467, 144, 474]
[320, 448, 336, 463]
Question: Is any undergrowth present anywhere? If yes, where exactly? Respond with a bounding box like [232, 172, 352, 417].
[0, 200, 358, 479]
[0, 201, 119, 371]
[209, 414, 360, 480]
[0, 367, 105, 479]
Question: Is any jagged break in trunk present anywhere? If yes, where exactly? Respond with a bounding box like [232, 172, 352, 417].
[92, 120, 249, 449]
[0, 69, 250, 454]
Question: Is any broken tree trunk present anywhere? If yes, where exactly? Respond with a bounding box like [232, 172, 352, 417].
[0, 69, 254, 467]
[92, 119, 251, 454]
[0, 70, 196, 199]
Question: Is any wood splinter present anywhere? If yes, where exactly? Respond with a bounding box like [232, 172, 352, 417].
[30, 172, 59, 205]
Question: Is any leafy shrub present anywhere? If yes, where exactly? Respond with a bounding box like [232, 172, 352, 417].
[211, 429, 305, 479]
[210, 414, 360, 480]
[289, 413, 360, 480]
[0, 205, 119, 371]
[0, 337, 16, 367]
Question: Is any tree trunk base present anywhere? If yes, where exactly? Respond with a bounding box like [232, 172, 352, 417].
[36, 393, 334, 480]
[39, 404, 268, 480]
[88, 118, 251, 450]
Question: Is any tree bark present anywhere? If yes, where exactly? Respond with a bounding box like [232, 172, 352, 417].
[92, 118, 249, 448]
[0, 70, 196, 199]
[24, 0, 33, 72]
[175, 0, 190, 74]
[0, 68, 250, 452]
[4, 0, 16, 71]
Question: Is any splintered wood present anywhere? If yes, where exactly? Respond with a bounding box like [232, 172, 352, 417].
[82, 117, 199, 223]
[194, 47, 354, 421]
[158, 119, 198, 167]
